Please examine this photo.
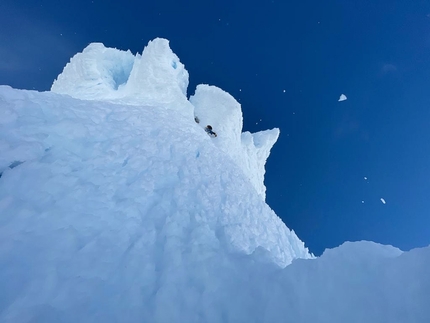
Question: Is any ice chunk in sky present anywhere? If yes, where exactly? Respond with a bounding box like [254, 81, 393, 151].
[338, 94, 347, 101]
[381, 198, 386, 204]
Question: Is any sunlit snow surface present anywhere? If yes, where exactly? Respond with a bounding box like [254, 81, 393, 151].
[1, 38, 429, 322]
[51, 38, 277, 200]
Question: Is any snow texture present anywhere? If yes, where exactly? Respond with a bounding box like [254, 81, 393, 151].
[338, 93, 347, 101]
[52, 38, 194, 118]
[190, 84, 279, 199]
[52, 39, 276, 199]
[1, 38, 430, 322]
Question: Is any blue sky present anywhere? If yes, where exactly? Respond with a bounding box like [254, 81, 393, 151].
[2, 0, 430, 255]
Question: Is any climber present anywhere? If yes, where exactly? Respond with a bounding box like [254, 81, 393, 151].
[204, 125, 217, 138]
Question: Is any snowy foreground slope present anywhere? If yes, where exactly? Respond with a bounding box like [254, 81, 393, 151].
[0, 39, 429, 322]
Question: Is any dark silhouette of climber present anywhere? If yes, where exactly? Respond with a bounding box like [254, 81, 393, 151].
[204, 125, 217, 137]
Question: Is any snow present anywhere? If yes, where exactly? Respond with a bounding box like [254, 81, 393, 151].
[52, 38, 194, 118]
[338, 93, 347, 101]
[51, 39, 276, 199]
[381, 198, 386, 204]
[190, 84, 279, 199]
[1, 38, 430, 322]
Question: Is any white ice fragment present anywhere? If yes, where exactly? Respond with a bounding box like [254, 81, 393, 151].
[338, 94, 347, 102]
[381, 198, 386, 204]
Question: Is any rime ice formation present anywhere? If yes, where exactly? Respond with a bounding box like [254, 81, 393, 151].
[50, 43, 135, 99]
[52, 38, 194, 117]
[190, 84, 279, 198]
[1, 39, 430, 322]
[52, 38, 278, 199]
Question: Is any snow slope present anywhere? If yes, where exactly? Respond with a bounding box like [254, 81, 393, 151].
[0, 38, 429, 322]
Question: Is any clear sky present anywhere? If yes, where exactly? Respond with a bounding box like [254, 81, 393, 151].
[1, 0, 430, 255]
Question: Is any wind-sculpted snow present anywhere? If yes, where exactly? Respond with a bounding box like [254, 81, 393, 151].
[51, 43, 135, 99]
[191, 84, 279, 199]
[263, 242, 430, 323]
[51, 38, 278, 199]
[1, 38, 429, 322]
[51, 38, 193, 118]
[0, 85, 310, 322]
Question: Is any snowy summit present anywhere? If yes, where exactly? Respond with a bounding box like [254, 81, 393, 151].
[0, 38, 429, 322]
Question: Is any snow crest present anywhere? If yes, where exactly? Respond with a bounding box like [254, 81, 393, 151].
[52, 38, 193, 117]
[51, 43, 135, 99]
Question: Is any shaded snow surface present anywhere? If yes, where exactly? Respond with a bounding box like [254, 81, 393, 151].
[1, 39, 430, 322]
